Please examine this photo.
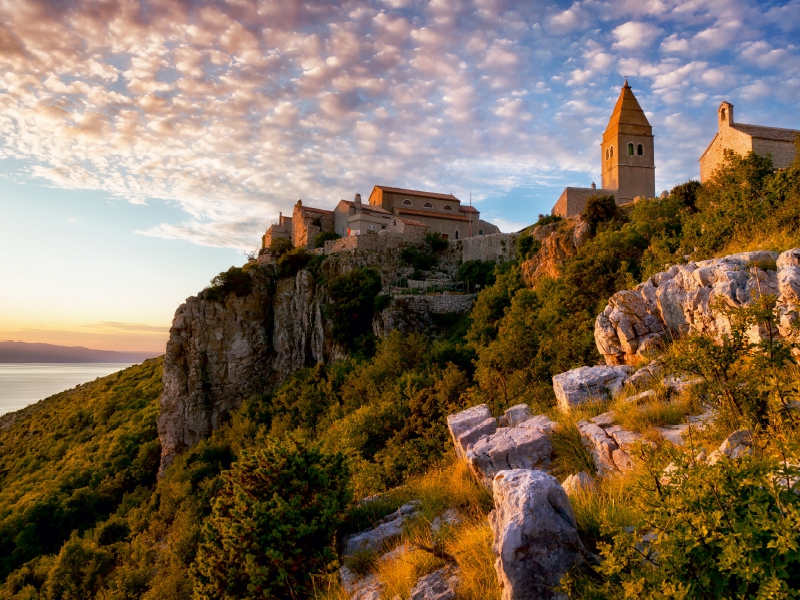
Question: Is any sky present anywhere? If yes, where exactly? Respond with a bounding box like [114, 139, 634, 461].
[1, 0, 799, 352]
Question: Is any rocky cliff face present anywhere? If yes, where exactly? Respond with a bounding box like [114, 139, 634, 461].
[520, 218, 590, 288]
[596, 248, 800, 365]
[157, 267, 343, 476]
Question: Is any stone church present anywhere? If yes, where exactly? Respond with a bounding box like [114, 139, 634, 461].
[699, 101, 799, 182]
[553, 80, 655, 217]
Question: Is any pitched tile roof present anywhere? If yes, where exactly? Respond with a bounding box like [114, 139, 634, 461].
[374, 185, 460, 201]
[397, 208, 471, 222]
[732, 123, 800, 142]
[396, 217, 428, 227]
[339, 200, 392, 214]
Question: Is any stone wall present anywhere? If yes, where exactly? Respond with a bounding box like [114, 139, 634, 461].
[462, 233, 518, 263]
[699, 127, 752, 182]
[752, 136, 797, 170]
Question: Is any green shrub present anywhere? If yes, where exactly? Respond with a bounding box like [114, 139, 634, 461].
[425, 232, 449, 252]
[205, 266, 253, 302]
[400, 245, 438, 272]
[269, 236, 294, 256]
[516, 234, 541, 261]
[276, 247, 312, 279]
[314, 231, 341, 248]
[456, 260, 497, 288]
[582, 195, 618, 233]
[325, 267, 384, 350]
[191, 437, 350, 599]
[670, 180, 701, 211]
[568, 454, 800, 598]
[534, 214, 562, 228]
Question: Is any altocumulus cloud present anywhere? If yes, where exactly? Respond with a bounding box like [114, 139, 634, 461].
[0, 0, 798, 248]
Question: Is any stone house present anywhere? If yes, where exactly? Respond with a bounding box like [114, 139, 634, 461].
[261, 212, 293, 249]
[553, 80, 655, 217]
[292, 200, 335, 249]
[367, 185, 499, 240]
[699, 101, 799, 182]
[333, 193, 394, 236]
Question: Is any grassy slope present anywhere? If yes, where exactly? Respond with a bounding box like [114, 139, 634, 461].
[0, 358, 162, 578]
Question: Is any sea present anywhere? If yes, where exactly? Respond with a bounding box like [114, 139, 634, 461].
[0, 363, 134, 416]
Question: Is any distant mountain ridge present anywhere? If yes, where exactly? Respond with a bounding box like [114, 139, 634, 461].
[0, 341, 162, 363]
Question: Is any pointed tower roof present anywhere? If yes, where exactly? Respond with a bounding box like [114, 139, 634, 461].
[603, 80, 652, 140]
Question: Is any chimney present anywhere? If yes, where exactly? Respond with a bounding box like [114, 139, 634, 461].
[591, 182, 596, 189]
[354, 193, 362, 205]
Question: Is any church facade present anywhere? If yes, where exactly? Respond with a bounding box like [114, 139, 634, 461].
[553, 81, 655, 217]
[699, 101, 799, 182]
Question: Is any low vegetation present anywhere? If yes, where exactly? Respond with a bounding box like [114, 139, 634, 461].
[2, 150, 800, 598]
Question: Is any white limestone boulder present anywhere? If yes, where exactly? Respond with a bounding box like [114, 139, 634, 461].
[467, 427, 553, 489]
[489, 469, 585, 600]
[553, 365, 633, 412]
[446, 404, 497, 460]
[576, 411, 641, 476]
[339, 566, 383, 600]
[595, 249, 798, 365]
[561, 471, 596, 495]
[344, 501, 421, 556]
[499, 403, 534, 427]
[707, 429, 753, 464]
[431, 508, 462, 535]
[409, 566, 460, 600]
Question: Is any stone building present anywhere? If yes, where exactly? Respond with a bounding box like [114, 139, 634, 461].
[367, 185, 499, 240]
[261, 212, 292, 249]
[553, 80, 655, 217]
[292, 200, 335, 249]
[699, 101, 799, 182]
[334, 193, 393, 236]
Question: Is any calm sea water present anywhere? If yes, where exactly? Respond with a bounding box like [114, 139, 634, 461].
[0, 363, 134, 416]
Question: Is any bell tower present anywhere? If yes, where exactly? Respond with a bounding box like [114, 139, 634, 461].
[600, 80, 655, 203]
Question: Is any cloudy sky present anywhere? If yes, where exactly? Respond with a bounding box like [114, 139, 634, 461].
[1, 0, 798, 351]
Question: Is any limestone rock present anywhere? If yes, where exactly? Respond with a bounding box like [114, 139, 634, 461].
[562, 472, 596, 495]
[499, 403, 533, 427]
[707, 429, 753, 464]
[623, 389, 656, 405]
[625, 361, 662, 388]
[520, 218, 589, 288]
[595, 249, 800, 365]
[552, 365, 633, 412]
[518, 414, 560, 435]
[489, 469, 585, 600]
[344, 501, 421, 556]
[467, 427, 553, 488]
[409, 566, 460, 600]
[447, 404, 498, 460]
[663, 375, 704, 396]
[431, 509, 462, 535]
[576, 412, 641, 476]
[339, 566, 383, 600]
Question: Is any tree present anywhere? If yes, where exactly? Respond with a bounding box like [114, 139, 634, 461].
[582, 195, 618, 234]
[192, 437, 350, 600]
[269, 236, 294, 257]
[314, 231, 341, 248]
[325, 267, 384, 350]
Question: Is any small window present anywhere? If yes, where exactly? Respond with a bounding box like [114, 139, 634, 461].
[478, 229, 484, 235]
[424, 202, 432, 208]
[637, 144, 643, 155]
[454, 229, 459, 240]
[627, 143, 634, 155]
[610, 146, 614, 158]
[339, 226, 344, 235]
[402, 199, 412, 205]
[443, 205, 452, 211]
[368, 223, 374, 231]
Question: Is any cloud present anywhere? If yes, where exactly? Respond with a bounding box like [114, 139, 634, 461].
[612, 21, 662, 50]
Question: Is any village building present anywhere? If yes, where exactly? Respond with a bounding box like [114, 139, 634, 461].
[261, 212, 292, 249]
[334, 193, 393, 236]
[553, 80, 655, 217]
[291, 200, 334, 249]
[367, 185, 499, 240]
[699, 101, 799, 182]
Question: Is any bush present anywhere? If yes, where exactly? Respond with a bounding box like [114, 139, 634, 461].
[192, 437, 350, 599]
[314, 231, 341, 248]
[582, 195, 618, 233]
[269, 236, 294, 256]
[276, 247, 312, 279]
[516, 233, 541, 260]
[205, 266, 253, 302]
[456, 260, 497, 288]
[325, 267, 384, 350]
[425, 232, 449, 252]
[670, 180, 701, 212]
[400, 246, 437, 272]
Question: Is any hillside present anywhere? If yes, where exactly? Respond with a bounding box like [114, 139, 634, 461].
[0, 149, 799, 599]
[0, 341, 160, 364]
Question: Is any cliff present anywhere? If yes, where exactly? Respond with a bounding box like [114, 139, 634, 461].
[157, 267, 342, 475]
[519, 217, 590, 287]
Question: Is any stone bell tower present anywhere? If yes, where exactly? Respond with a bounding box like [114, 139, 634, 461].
[600, 80, 655, 203]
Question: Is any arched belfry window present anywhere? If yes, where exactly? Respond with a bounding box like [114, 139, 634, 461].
[443, 205, 452, 211]
[627, 143, 634, 155]
[605, 148, 609, 160]
[402, 199, 412, 205]
[637, 144, 643, 155]
[610, 146, 614, 158]
[423, 202, 432, 208]
[455, 229, 460, 240]
[720, 108, 726, 122]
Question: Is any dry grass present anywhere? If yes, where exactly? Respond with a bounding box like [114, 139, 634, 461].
[720, 228, 800, 256]
[612, 391, 700, 435]
[375, 545, 443, 599]
[444, 518, 499, 600]
[549, 399, 609, 479]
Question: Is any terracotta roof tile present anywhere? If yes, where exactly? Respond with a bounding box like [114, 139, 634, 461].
[396, 217, 428, 227]
[397, 208, 471, 222]
[374, 185, 460, 201]
[732, 123, 800, 142]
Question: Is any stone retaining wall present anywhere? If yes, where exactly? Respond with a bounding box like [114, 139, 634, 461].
[462, 233, 518, 263]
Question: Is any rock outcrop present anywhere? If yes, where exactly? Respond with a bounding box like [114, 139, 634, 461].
[552, 365, 633, 412]
[489, 469, 585, 599]
[576, 411, 641, 476]
[446, 404, 497, 460]
[520, 218, 591, 288]
[157, 267, 343, 476]
[409, 566, 460, 600]
[596, 249, 800, 365]
[343, 501, 421, 556]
